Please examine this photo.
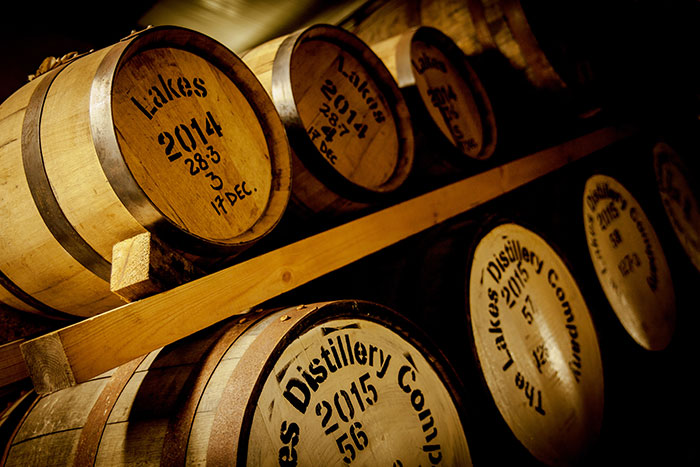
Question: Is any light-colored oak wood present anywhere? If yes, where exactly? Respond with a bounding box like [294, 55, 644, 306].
[653, 142, 700, 273]
[469, 222, 604, 466]
[5, 301, 472, 466]
[17, 127, 629, 395]
[0, 70, 121, 318]
[0, 341, 28, 388]
[110, 232, 204, 303]
[371, 26, 497, 168]
[111, 47, 274, 242]
[583, 174, 676, 351]
[235, 306, 471, 466]
[243, 24, 414, 216]
[0, 26, 291, 317]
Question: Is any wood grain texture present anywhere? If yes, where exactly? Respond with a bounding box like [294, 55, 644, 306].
[371, 26, 497, 165]
[469, 222, 604, 465]
[112, 47, 274, 243]
[210, 304, 471, 465]
[0, 26, 291, 318]
[110, 232, 204, 303]
[243, 24, 414, 216]
[583, 174, 676, 351]
[0, 67, 122, 317]
[19, 334, 75, 395]
[110, 233, 162, 302]
[0, 341, 28, 388]
[19, 127, 630, 395]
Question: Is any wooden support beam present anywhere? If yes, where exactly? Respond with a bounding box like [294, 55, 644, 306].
[19, 126, 630, 395]
[0, 340, 29, 388]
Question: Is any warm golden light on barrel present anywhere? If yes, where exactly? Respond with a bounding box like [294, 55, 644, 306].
[583, 174, 676, 351]
[469, 223, 604, 466]
[243, 24, 414, 215]
[371, 26, 497, 165]
[0, 26, 291, 318]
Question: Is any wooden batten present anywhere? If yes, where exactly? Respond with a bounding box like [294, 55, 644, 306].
[4, 301, 473, 466]
[17, 127, 629, 396]
[0, 25, 291, 317]
[371, 26, 498, 189]
[242, 24, 414, 217]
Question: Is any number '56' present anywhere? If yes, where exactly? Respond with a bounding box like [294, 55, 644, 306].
[336, 422, 368, 463]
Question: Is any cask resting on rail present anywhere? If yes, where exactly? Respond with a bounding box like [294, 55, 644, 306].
[371, 26, 497, 189]
[583, 174, 676, 351]
[0, 25, 291, 318]
[242, 24, 414, 217]
[2, 300, 472, 466]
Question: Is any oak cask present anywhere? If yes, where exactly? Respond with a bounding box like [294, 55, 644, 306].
[371, 26, 497, 189]
[0, 26, 291, 318]
[583, 174, 676, 351]
[468, 221, 604, 466]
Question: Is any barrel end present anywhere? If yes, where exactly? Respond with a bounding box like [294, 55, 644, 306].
[19, 333, 75, 395]
[110, 232, 203, 303]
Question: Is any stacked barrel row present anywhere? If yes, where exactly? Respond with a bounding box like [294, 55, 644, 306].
[3, 130, 696, 466]
[0, 16, 514, 321]
[1, 0, 696, 465]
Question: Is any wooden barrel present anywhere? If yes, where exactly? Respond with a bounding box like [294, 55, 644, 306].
[1, 300, 473, 466]
[468, 222, 604, 466]
[583, 174, 676, 351]
[342, 0, 603, 116]
[370, 26, 497, 187]
[242, 24, 414, 216]
[653, 141, 700, 274]
[340, 0, 491, 56]
[0, 26, 291, 318]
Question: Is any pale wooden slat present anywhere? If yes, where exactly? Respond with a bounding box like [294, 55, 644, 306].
[0, 340, 29, 387]
[20, 126, 630, 395]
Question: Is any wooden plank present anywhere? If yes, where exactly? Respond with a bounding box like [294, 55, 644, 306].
[0, 340, 29, 387]
[110, 232, 203, 303]
[20, 126, 629, 395]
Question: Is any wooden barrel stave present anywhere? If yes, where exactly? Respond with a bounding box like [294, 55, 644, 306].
[40, 46, 146, 263]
